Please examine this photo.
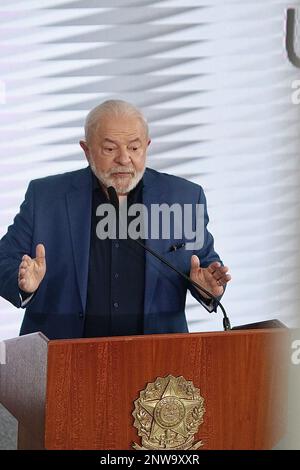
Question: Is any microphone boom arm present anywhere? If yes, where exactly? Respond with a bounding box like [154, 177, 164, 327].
[107, 186, 231, 331]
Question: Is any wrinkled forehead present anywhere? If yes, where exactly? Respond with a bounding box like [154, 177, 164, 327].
[92, 114, 148, 142]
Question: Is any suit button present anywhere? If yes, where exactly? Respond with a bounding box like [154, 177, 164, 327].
[79, 312, 84, 318]
[113, 302, 119, 309]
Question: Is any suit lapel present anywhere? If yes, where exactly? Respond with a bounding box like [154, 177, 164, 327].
[66, 167, 92, 312]
[143, 169, 169, 317]
[65, 167, 168, 317]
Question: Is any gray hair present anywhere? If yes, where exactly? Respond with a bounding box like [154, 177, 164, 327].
[84, 99, 149, 142]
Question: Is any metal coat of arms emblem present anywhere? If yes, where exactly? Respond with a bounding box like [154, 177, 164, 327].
[132, 375, 205, 450]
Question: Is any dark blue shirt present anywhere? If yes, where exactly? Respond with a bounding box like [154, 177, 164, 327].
[83, 175, 145, 337]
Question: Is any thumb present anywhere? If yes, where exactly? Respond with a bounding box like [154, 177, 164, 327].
[35, 243, 46, 265]
[190, 254, 200, 272]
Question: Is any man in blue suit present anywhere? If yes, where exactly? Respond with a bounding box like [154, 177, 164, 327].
[0, 100, 231, 339]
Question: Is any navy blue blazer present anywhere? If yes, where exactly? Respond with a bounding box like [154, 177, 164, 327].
[0, 167, 222, 339]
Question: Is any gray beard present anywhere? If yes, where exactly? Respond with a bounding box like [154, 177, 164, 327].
[89, 162, 145, 195]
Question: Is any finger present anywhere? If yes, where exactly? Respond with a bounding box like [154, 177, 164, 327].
[22, 254, 32, 262]
[18, 272, 28, 283]
[18, 267, 32, 282]
[18, 278, 26, 289]
[215, 274, 232, 286]
[208, 270, 222, 282]
[35, 243, 46, 266]
[207, 261, 221, 274]
[190, 255, 200, 272]
[213, 266, 229, 277]
[211, 266, 229, 278]
[36, 243, 45, 259]
[217, 265, 229, 273]
[219, 273, 232, 284]
[214, 265, 228, 274]
[19, 266, 31, 278]
[212, 268, 229, 281]
[20, 260, 30, 268]
[18, 278, 30, 291]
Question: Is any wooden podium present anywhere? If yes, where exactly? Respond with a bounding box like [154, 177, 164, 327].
[0, 321, 289, 450]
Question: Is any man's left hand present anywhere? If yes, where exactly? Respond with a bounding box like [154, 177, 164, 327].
[189, 255, 231, 299]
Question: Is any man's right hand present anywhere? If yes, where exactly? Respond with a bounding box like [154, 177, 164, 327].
[18, 244, 46, 294]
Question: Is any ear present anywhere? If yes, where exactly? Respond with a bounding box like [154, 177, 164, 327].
[79, 140, 91, 163]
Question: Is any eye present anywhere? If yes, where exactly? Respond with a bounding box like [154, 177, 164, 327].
[129, 146, 139, 151]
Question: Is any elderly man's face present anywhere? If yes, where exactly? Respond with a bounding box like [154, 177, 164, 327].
[80, 114, 150, 195]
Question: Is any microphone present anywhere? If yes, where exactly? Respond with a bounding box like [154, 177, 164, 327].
[107, 186, 231, 331]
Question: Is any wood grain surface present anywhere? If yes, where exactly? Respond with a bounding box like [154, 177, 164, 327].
[45, 326, 289, 450]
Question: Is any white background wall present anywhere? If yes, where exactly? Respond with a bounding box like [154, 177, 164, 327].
[0, 0, 299, 340]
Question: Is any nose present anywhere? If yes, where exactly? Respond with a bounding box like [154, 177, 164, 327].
[115, 147, 131, 165]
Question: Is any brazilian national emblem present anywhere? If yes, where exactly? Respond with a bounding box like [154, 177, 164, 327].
[132, 375, 205, 450]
